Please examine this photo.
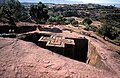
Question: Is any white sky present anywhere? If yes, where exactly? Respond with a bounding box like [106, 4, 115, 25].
[20, 0, 120, 3]
[70, 0, 120, 3]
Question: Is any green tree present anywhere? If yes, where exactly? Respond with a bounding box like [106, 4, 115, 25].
[47, 17, 56, 22]
[47, 16, 66, 24]
[66, 18, 75, 24]
[30, 2, 49, 24]
[71, 20, 78, 25]
[0, 0, 29, 26]
[63, 11, 78, 17]
[55, 16, 66, 24]
[82, 17, 92, 25]
[98, 20, 119, 40]
[65, 18, 78, 25]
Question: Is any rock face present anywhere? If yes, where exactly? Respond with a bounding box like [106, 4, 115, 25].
[0, 37, 119, 78]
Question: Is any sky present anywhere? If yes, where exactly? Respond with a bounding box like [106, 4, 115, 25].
[19, 0, 120, 4]
[70, 0, 120, 3]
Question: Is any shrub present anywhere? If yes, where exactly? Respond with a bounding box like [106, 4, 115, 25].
[82, 17, 92, 25]
[30, 2, 49, 24]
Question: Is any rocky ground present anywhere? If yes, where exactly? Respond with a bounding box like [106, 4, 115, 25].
[0, 24, 120, 78]
[0, 37, 119, 78]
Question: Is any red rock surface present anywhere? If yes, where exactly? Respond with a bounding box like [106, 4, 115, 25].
[0, 37, 119, 78]
[0, 23, 120, 78]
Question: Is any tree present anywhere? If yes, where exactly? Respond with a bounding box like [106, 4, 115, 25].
[98, 20, 119, 40]
[47, 16, 66, 24]
[0, 0, 29, 26]
[66, 18, 75, 24]
[82, 17, 92, 25]
[29, 2, 49, 24]
[71, 20, 78, 25]
[64, 18, 78, 25]
[0, 5, 16, 26]
[63, 11, 78, 17]
[47, 17, 56, 22]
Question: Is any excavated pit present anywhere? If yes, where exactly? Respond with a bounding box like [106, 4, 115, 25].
[17, 33, 110, 70]
[0, 26, 109, 70]
[17, 33, 88, 62]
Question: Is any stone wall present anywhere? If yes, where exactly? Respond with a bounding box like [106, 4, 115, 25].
[74, 38, 88, 62]
[87, 42, 109, 70]
[0, 26, 17, 33]
[87, 42, 99, 65]
[0, 25, 37, 34]
[65, 43, 75, 59]
[16, 26, 37, 33]
[66, 37, 88, 62]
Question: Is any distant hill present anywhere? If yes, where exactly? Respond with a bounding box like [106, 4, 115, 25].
[21, 0, 83, 4]
[99, 3, 120, 8]
[21, 2, 56, 7]
[40, 0, 83, 4]
[21, 2, 37, 6]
